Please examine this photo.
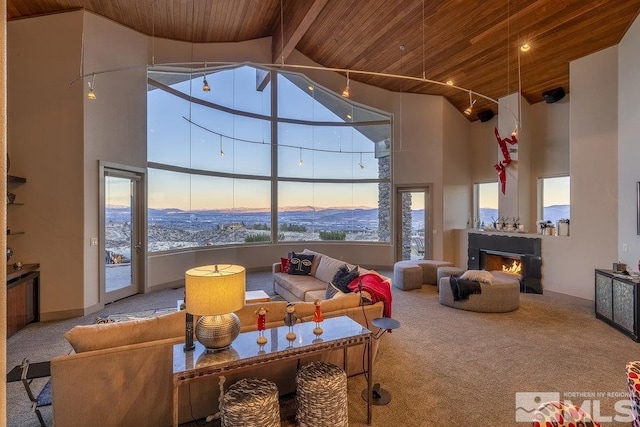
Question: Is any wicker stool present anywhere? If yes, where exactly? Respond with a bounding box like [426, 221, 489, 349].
[221, 378, 280, 427]
[296, 361, 348, 427]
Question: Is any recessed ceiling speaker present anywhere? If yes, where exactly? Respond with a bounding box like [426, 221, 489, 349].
[477, 109, 494, 122]
[542, 87, 565, 104]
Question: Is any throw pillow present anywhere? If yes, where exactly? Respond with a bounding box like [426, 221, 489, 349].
[325, 282, 344, 299]
[280, 257, 290, 273]
[288, 253, 315, 275]
[331, 264, 360, 293]
[460, 269, 494, 284]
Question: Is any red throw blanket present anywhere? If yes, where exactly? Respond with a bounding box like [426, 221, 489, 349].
[348, 273, 393, 318]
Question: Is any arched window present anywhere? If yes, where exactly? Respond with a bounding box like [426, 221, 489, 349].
[147, 65, 392, 252]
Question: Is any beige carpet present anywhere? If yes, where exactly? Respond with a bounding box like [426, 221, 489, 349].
[7, 271, 640, 426]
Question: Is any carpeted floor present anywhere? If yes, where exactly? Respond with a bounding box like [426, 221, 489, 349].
[7, 269, 640, 426]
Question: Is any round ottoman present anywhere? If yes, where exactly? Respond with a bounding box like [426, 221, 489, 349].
[438, 271, 520, 312]
[436, 266, 465, 287]
[221, 378, 280, 427]
[414, 260, 454, 285]
[296, 361, 348, 427]
[393, 261, 423, 291]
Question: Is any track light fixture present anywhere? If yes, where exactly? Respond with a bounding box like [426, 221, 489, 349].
[219, 136, 224, 157]
[202, 61, 211, 92]
[463, 91, 476, 116]
[342, 70, 350, 98]
[87, 73, 96, 100]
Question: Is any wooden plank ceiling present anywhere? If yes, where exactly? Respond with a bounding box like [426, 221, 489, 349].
[8, 0, 640, 120]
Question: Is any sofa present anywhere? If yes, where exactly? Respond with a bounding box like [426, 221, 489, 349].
[50, 292, 384, 427]
[273, 248, 393, 304]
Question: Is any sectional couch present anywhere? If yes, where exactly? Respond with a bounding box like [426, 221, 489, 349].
[50, 292, 384, 426]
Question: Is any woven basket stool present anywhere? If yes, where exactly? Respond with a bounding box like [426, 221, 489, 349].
[296, 361, 348, 427]
[221, 378, 280, 427]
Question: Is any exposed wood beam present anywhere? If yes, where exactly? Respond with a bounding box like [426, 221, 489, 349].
[271, 0, 329, 65]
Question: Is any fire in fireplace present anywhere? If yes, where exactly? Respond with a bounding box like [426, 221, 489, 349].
[480, 250, 524, 278]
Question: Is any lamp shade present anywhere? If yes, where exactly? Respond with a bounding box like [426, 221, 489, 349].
[185, 265, 245, 316]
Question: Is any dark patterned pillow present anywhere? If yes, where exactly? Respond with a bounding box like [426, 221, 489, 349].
[288, 253, 315, 275]
[331, 264, 359, 293]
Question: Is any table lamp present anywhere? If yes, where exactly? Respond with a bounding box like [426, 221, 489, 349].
[185, 264, 246, 352]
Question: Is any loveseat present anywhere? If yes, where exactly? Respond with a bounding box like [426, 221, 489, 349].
[273, 248, 393, 306]
[50, 292, 384, 426]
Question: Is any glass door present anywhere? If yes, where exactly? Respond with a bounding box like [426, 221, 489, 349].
[396, 187, 431, 261]
[102, 167, 144, 304]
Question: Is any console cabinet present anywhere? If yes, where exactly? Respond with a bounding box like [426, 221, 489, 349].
[595, 269, 639, 341]
[6, 264, 40, 338]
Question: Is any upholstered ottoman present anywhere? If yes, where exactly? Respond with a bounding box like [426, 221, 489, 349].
[221, 378, 280, 427]
[438, 271, 520, 312]
[414, 260, 454, 285]
[436, 266, 465, 286]
[393, 261, 424, 290]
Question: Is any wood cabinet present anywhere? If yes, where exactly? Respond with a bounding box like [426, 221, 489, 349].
[7, 264, 40, 338]
[595, 269, 639, 341]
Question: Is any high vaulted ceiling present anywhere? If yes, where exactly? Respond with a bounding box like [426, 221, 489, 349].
[7, 0, 640, 120]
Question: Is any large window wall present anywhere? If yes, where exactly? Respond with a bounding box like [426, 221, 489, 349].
[147, 65, 392, 252]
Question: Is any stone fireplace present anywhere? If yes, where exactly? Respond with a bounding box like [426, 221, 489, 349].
[468, 232, 542, 293]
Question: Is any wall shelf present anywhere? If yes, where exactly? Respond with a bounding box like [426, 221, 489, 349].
[7, 175, 26, 184]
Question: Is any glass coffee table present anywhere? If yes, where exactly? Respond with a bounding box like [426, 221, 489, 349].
[172, 315, 373, 426]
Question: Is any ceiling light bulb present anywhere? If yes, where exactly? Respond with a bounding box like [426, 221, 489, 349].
[220, 149, 225, 157]
[464, 93, 476, 115]
[298, 159, 303, 167]
[202, 77, 211, 92]
[308, 85, 314, 91]
[520, 43, 531, 52]
[346, 114, 352, 120]
[87, 73, 96, 100]
[342, 70, 351, 98]
[446, 80, 454, 86]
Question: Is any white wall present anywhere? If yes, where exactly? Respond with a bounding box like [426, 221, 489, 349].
[7, 12, 86, 319]
[82, 12, 148, 308]
[550, 45, 619, 299]
[443, 99, 471, 263]
[618, 14, 640, 269]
